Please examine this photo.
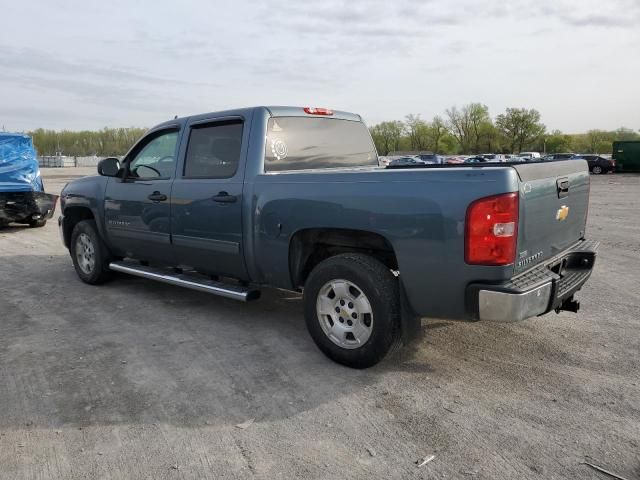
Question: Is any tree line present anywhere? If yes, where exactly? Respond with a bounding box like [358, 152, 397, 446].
[369, 103, 640, 156]
[25, 106, 640, 158]
[29, 127, 148, 157]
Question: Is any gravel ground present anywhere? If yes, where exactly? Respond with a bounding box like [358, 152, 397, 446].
[0, 168, 638, 480]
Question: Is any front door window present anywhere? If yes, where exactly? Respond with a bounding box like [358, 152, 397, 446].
[129, 130, 179, 179]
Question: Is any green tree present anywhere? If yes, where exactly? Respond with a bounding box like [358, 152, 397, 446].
[495, 108, 546, 153]
[29, 127, 148, 156]
[446, 103, 491, 153]
[438, 132, 458, 154]
[585, 130, 610, 154]
[544, 130, 574, 153]
[370, 121, 405, 155]
[477, 121, 502, 153]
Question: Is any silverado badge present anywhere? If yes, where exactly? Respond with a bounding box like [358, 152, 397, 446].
[556, 205, 570, 221]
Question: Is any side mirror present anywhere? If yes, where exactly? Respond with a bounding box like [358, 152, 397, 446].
[97, 157, 121, 177]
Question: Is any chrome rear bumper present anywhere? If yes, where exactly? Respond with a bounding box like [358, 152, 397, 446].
[468, 239, 599, 322]
[478, 282, 553, 322]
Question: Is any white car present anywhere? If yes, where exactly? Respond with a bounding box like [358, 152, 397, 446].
[518, 152, 541, 160]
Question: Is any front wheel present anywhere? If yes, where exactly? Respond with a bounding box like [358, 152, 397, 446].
[303, 253, 401, 369]
[70, 220, 113, 284]
[591, 165, 603, 174]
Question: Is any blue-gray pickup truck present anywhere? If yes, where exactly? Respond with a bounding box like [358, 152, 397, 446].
[59, 106, 598, 368]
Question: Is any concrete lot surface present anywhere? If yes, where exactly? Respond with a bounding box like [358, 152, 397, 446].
[0, 168, 638, 479]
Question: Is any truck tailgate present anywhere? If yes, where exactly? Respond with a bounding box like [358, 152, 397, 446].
[513, 160, 590, 274]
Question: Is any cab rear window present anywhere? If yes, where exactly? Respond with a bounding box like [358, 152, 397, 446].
[264, 117, 378, 172]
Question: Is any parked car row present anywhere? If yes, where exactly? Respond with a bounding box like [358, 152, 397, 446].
[380, 153, 446, 166]
[383, 152, 539, 166]
[381, 151, 615, 173]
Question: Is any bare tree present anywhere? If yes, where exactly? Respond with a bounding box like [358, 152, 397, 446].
[446, 106, 471, 152]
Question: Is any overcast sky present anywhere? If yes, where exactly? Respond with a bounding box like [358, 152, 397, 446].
[1, 0, 638, 133]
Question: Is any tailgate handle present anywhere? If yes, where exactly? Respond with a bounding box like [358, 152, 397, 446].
[557, 177, 570, 198]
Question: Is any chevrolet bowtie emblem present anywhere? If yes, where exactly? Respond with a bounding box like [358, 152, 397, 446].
[556, 205, 570, 221]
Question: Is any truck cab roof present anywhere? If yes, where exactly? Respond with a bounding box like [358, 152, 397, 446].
[153, 106, 362, 132]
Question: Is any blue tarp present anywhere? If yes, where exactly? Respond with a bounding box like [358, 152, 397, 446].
[0, 133, 44, 192]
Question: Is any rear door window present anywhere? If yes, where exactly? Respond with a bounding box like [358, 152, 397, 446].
[264, 117, 378, 172]
[183, 121, 243, 178]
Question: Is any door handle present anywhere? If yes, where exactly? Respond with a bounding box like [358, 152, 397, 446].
[148, 191, 167, 202]
[212, 191, 237, 203]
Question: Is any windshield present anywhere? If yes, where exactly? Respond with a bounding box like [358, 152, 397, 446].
[264, 117, 378, 172]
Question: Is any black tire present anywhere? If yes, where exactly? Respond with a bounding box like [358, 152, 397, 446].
[303, 253, 401, 369]
[70, 219, 113, 284]
[28, 218, 47, 228]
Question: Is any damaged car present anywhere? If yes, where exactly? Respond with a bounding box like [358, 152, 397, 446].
[0, 133, 58, 228]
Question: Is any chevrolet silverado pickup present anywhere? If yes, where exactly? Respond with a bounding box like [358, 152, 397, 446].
[59, 106, 598, 368]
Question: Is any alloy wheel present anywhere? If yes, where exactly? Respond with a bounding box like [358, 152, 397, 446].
[316, 279, 374, 349]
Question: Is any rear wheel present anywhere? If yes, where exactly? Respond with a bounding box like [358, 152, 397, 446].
[303, 253, 401, 369]
[591, 165, 603, 174]
[70, 220, 113, 284]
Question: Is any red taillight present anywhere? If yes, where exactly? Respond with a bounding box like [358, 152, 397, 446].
[465, 192, 519, 266]
[303, 107, 333, 116]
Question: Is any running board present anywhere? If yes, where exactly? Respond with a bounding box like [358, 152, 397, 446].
[108, 261, 260, 302]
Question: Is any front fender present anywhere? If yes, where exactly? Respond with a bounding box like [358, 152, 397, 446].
[60, 175, 109, 245]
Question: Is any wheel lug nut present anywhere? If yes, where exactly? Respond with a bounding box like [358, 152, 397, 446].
[348, 302, 353, 308]
[347, 320, 353, 326]
[351, 312, 357, 319]
[339, 317, 344, 323]
[335, 307, 341, 313]
[340, 300, 345, 306]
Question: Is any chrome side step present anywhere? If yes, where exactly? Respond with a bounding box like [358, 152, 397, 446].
[109, 261, 260, 302]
